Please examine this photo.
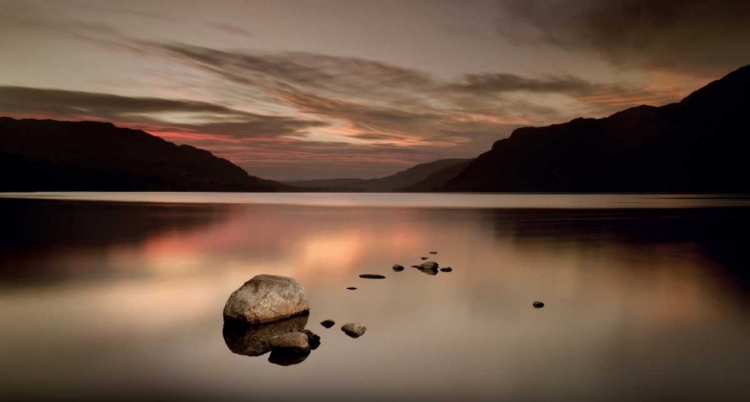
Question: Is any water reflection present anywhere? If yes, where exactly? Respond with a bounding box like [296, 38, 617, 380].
[0, 195, 749, 401]
[223, 314, 318, 367]
[223, 315, 309, 357]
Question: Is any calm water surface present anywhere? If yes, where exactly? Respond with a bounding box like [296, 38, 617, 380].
[0, 193, 749, 402]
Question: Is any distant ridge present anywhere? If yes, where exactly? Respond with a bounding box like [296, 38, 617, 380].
[285, 159, 470, 192]
[442, 65, 750, 193]
[0, 118, 286, 192]
[284, 178, 366, 190]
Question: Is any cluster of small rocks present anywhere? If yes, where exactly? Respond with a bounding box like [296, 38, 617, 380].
[222, 251, 543, 366]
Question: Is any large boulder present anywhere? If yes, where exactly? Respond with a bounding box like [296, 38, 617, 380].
[223, 275, 309, 324]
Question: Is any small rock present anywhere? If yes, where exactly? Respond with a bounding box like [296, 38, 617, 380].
[270, 332, 310, 353]
[359, 274, 386, 279]
[421, 257, 428, 260]
[414, 260, 439, 276]
[533, 301, 545, 309]
[429, 251, 437, 254]
[300, 329, 321, 350]
[440, 267, 453, 272]
[392, 264, 404, 272]
[320, 319, 335, 328]
[417, 261, 438, 269]
[341, 323, 367, 338]
[347, 287, 357, 290]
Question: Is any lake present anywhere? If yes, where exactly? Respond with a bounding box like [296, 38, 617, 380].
[1, 193, 749, 402]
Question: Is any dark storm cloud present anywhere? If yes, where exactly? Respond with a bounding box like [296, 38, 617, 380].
[497, 0, 750, 74]
[0, 86, 325, 138]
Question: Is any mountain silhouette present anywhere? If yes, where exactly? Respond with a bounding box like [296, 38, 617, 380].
[0, 118, 285, 192]
[287, 159, 470, 192]
[442, 65, 750, 192]
[400, 159, 471, 192]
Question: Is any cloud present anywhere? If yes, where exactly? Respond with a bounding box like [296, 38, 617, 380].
[496, 0, 750, 75]
[0, 86, 326, 139]
[145, 41, 678, 130]
[207, 23, 254, 37]
[147, 42, 438, 106]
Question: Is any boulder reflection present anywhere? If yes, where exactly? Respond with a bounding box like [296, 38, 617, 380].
[222, 314, 311, 366]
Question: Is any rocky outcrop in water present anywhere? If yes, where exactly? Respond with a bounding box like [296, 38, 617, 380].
[321, 319, 336, 328]
[440, 267, 453, 272]
[392, 264, 404, 272]
[533, 301, 545, 309]
[223, 275, 309, 324]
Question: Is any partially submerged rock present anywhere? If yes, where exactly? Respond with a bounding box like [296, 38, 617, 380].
[392, 264, 404, 272]
[300, 329, 321, 350]
[320, 319, 336, 328]
[429, 251, 438, 254]
[270, 332, 310, 353]
[341, 323, 367, 338]
[416, 261, 438, 270]
[347, 286, 357, 290]
[533, 301, 545, 309]
[440, 267, 453, 272]
[223, 314, 308, 357]
[421, 257, 428, 260]
[359, 274, 386, 279]
[413, 261, 439, 275]
[223, 275, 309, 324]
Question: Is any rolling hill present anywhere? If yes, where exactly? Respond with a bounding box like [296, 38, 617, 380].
[442, 65, 750, 193]
[0, 118, 285, 192]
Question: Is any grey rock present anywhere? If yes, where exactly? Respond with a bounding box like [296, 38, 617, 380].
[321, 319, 335, 328]
[223, 275, 309, 324]
[341, 323, 367, 338]
[222, 314, 308, 357]
[392, 264, 404, 272]
[533, 301, 545, 309]
[359, 274, 386, 279]
[270, 331, 310, 353]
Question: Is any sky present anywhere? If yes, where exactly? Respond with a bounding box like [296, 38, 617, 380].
[1, 0, 749, 180]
